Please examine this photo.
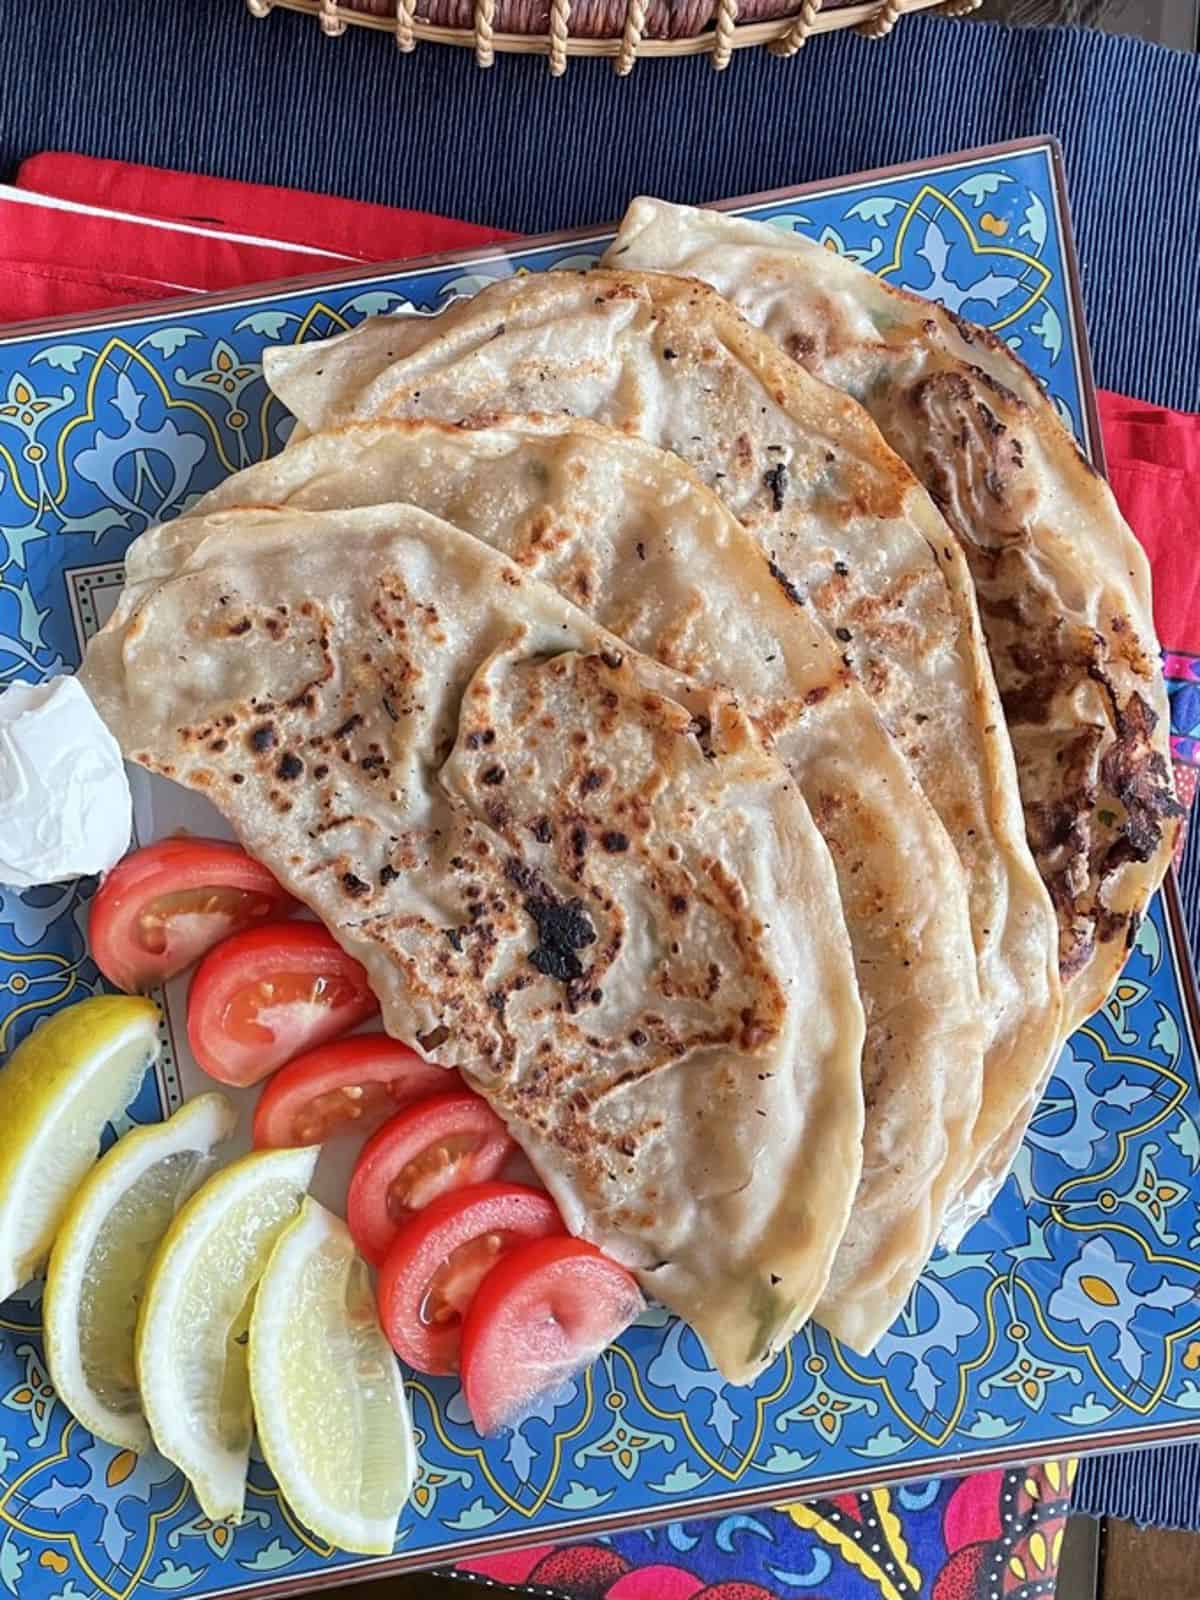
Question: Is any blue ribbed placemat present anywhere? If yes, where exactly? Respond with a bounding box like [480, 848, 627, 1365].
[4, 0, 1200, 1529]
[1, 3, 1199, 410]
[1076, 1436, 1200, 1531]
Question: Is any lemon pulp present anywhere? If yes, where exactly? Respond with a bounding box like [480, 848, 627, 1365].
[250, 1198, 414, 1554]
[43, 1092, 237, 1452]
[0, 995, 160, 1301]
[136, 1145, 318, 1521]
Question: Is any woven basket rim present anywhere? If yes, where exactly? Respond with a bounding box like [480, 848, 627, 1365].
[252, 0, 970, 63]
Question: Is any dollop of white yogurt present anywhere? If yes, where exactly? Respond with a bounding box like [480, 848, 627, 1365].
[0, 676, 131, 889]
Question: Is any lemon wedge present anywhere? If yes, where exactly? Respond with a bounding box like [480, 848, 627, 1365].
[43, 1093, 238, 1453]
[250, 1198, 414, 1554]
[137, 1145, 318, 1521]
[0, 995, 161, 1302]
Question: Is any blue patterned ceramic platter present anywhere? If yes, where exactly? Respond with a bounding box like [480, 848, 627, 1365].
[2, 138, 1199, 1598]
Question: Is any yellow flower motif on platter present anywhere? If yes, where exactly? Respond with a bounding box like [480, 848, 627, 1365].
[405, 1425, 474, 1519]
[574, 1391, 674, 1481]
[107, 1449, 139, 1488]
[1080, 1276, 1120, 1307]
[1048, 1235, 1192, 1389]
[1104, 1143, 1187, 1245]
[0, 374, 56, 428]
[168, 1506, 270, 1558]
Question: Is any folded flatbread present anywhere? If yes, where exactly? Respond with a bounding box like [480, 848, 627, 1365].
[604, 199, 1183, 1042]
[190, 414, 984, 1352]
[264, 270, 1062, 1239]
[81, 500, 865, 1384]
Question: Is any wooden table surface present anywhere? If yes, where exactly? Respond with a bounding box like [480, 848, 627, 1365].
[974, 0, 1199, 47]
[1098, 1522, 1200, 1600]
[1098, 0, 1200, 49]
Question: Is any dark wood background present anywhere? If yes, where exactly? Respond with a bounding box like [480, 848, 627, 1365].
[1098, 1522, 1200, 1600]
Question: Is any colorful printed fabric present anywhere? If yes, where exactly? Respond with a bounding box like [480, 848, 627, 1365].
[1165, 654, 1200, 829]
[452, 1460, 1077, 1599]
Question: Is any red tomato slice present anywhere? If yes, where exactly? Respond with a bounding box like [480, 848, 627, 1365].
[377, 1182, 562, 1375]
[461, 1236, 644, 1434]
[187, 921, 378, 1087]
[347, 1091, 518, 1265]
[89, 837, 297, 993]
[251, 1035, 452, 1148]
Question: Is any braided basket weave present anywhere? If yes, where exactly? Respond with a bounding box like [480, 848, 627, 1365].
[245, 0, 981, 74]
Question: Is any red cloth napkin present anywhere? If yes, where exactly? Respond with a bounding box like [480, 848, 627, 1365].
[1100, 390, 1200, 658]
[3, 153, 1196, 825]
[17, 152, 518, 262]
[0, 207, 348, 323]
[16, 152, 514, 264]
[0, 153, 512, 323]
[1098, 390, 1200, 826]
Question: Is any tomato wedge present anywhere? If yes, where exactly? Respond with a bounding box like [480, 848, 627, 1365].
[251, 1035, 452, 1148]
[187, 921, 378, 1087]
[89, 837, 297, 993]
[347, 1091, 517, 1265]
[461, 1236, 644, 1434]
[377, 1182, 562, 1375]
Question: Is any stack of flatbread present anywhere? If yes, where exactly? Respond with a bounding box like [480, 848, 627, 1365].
[81, 199, 1180, 1384]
